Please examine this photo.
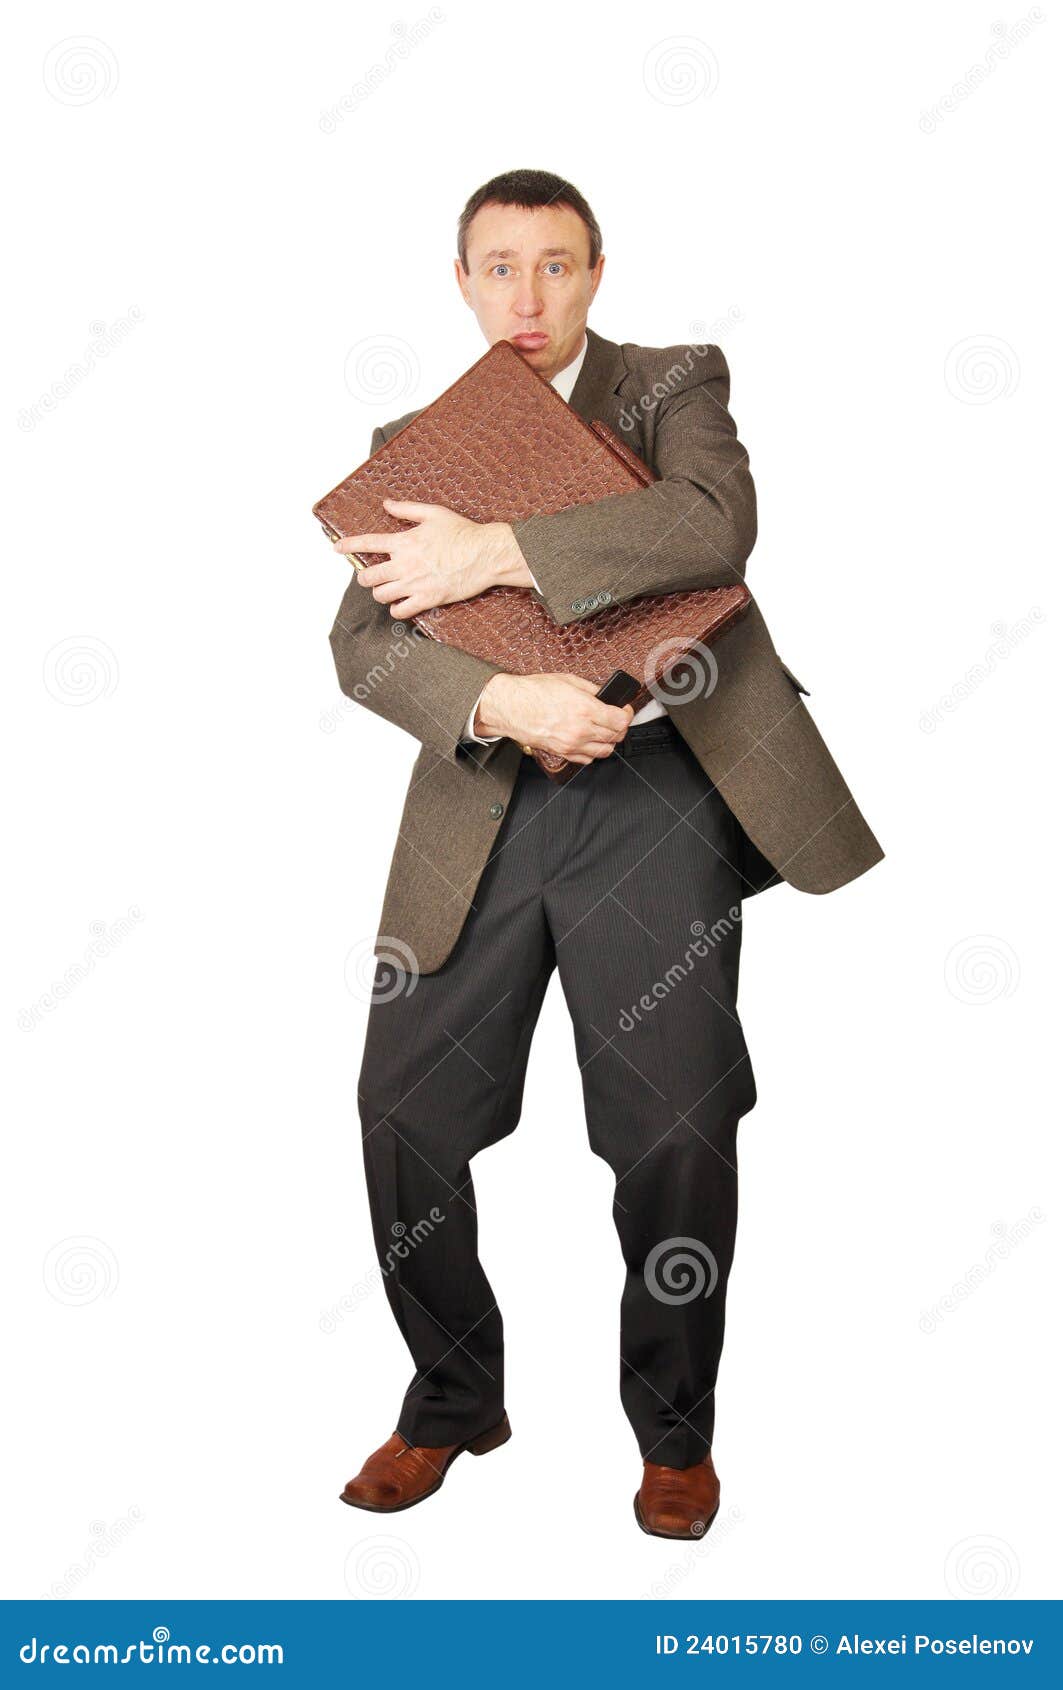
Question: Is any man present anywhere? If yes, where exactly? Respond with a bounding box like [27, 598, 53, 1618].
[329, 169, 882, 1538]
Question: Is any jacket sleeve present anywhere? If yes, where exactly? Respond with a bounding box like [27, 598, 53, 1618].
[328, 428, 508, 764]
[510, 345, 756, 628]
[461, 682, 504, 744]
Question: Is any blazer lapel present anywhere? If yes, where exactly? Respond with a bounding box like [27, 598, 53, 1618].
[567, 326, 628, 425]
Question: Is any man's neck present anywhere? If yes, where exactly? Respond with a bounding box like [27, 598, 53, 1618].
[550, 333, 587, 384]
[547, 332, 588, 400]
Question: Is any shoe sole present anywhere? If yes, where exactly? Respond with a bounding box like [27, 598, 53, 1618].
[633, 1493, 721, 1540]
[338, 1414, 512, 1513]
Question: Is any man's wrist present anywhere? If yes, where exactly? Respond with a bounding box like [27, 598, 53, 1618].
[479, 522, 536, 590]
[473, 672, 513, 738]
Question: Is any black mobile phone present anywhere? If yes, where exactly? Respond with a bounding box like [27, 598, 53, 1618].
[595, 669, 643, 708]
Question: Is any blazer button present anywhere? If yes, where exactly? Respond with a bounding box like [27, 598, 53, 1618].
[489, 802, 505, 819]
[598, 590, 613, 605]
[570, 600, 584, 613]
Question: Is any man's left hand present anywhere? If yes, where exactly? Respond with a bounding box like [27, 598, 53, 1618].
[332, 499, 528, 617]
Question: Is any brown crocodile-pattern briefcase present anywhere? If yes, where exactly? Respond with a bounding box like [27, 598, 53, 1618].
[314, 339, 749, 782]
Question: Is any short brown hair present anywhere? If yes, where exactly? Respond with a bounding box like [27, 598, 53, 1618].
[457, 169, 602, 272]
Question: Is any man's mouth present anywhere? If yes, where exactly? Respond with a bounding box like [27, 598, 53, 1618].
[510, 332, 549, 350]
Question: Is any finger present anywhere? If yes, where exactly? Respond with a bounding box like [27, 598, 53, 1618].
[332, 534, 400, 554]
[333, 534, 397, 555]
[381, 499, 444, 520]
[369, 580, 410, 605]
[589, 703, 635, 734]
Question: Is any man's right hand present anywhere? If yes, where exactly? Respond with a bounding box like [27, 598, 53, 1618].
[474, 673, 635, 764]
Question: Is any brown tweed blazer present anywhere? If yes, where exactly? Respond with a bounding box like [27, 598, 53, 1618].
[328, 326, 883, 973]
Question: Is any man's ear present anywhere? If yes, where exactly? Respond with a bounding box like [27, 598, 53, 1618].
[587, 253, 605, 307]
[453, 257, 473, 308]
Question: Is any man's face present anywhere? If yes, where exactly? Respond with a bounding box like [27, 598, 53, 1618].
[455, 201, 604, 383]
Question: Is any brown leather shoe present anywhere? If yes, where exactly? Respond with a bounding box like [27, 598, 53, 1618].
[339, 1414, 511, 1513]
[634, 1451, 721, 1539]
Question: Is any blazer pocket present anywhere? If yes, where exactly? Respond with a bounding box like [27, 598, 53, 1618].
[779, 659, 810, 695]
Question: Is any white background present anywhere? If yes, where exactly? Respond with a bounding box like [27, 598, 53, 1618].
[5, 0, 1060, 1603]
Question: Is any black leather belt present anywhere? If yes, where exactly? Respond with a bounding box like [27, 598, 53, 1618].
[614, 715, 679, 757]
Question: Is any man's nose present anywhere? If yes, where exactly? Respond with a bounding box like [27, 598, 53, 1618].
[513, 282, 544, 318]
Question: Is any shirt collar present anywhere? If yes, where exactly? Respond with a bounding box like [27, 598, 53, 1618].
[548, 334, 588, 403]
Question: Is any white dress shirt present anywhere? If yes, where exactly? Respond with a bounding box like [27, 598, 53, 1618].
[461, 334, 665, 744]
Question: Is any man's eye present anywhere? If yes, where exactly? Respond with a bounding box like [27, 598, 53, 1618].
[545, 263, 564, 276]
[492, 265, 511, 278]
